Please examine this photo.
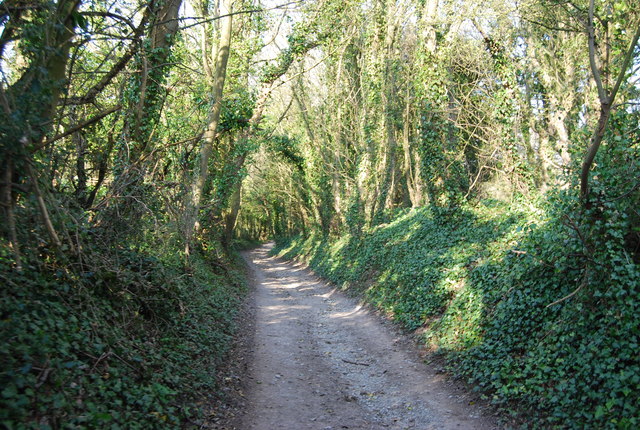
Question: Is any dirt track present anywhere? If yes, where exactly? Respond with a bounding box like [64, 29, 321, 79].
[238, 243, 498, 429]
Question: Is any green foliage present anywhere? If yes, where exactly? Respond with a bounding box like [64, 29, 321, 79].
[274, 181, 640, 427]
[3, 0, 639, 427]
[452, 189, 639, 427]
[0, 231, 245, 428]
[262, 25, 316, 84]
[265, 135, 304, 172]
[275, 201, 529, 332]
[305, 151, 334, 235]
[218, 90, 255, 134]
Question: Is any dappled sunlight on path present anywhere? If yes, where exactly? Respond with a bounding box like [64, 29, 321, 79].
[239, 243, 499, 430]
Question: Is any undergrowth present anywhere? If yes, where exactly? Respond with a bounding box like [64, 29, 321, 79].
[273, 192, 640, 428]
[1, 229, 245, 428]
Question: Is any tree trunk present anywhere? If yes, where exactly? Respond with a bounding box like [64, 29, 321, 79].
[580, 104, 611, 199]
[223, 179, 242, 248]
[184, 0, 233, 254]
[0, 0, 80, 252]
[374, 3, 398, 222]
[580, 1, 640, 200]
[422, 0, 438, 54]
[128, 0, 184, 160]
[3, 0, 80, 147]
[2, 157, 21, 270]
[74, 128, 87, 206]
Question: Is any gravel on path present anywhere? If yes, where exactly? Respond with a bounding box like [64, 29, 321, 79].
[238, 243, 499, 430]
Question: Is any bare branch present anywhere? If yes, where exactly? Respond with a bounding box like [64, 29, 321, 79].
[27, 163, 62, 248]
[81, 11, 137, 32]
[177, 1, 304, 31]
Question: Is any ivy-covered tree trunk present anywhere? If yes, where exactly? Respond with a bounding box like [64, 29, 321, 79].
[184, 0, 233, 255]
[129, 0, 183, 157]
[401, 91, 424, 207]
[114, 0, 183, 165]
[373, 1, 399, 223]
[99, 0, 183, 241]
[222, 180, 242, 248]
[0, 0, 80, 265]
[292, 84, 327, 231]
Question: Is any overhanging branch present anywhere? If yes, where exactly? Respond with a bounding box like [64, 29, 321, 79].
[32, 105, 122, 152]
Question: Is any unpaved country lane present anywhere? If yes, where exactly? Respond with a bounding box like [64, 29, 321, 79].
[239, 243, 498, 430]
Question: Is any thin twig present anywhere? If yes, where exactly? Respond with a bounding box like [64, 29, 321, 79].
[35, 367, 53, 389]
[177, 1, 304, 31]
[341, 358, 370, 366]
[546, 270, 589, 308]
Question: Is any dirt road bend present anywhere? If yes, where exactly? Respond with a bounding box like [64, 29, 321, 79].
[239, 243, 498, 430]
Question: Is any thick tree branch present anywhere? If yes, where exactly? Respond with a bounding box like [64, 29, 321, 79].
[32, 105, 122, 152]
[66, 6, 153, 105]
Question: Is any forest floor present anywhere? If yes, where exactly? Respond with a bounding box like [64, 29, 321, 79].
[209, 243, 500, 429]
